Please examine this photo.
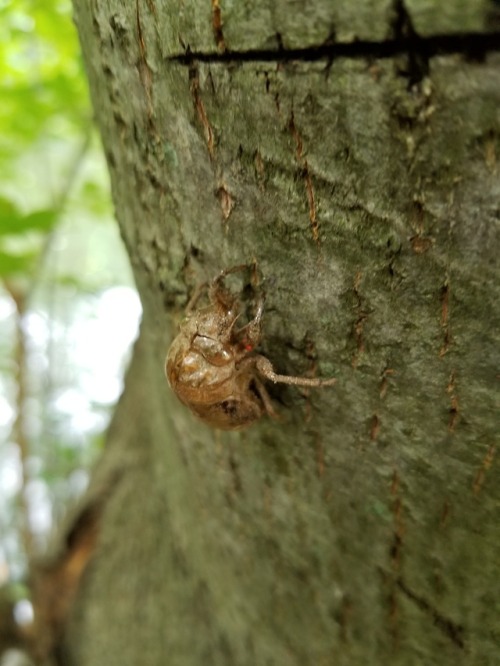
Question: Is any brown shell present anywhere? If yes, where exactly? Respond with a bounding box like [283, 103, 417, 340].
[165, 266, 335, 429]
[165, 272, 266, 430]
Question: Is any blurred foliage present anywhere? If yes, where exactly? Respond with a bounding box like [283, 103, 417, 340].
[0, 0, 140, 623]
[0, 0, 87, 153]
[0, 0, 107, 285]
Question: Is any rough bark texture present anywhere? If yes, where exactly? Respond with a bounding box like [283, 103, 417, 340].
[60, 1, 500, 664]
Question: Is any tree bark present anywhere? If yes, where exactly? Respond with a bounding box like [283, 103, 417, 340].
[47, 1, 500, 664]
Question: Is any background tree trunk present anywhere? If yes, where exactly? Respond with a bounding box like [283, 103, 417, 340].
[45, 1, 500, 664]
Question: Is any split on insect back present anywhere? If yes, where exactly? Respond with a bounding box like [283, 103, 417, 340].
[165, 264, 336, 430]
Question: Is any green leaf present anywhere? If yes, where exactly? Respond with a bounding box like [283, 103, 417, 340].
[0, 197, 58, 235]
[0, 198, 19, 225]
[0, 250, 36, 277]
[22, 209, 59, 232]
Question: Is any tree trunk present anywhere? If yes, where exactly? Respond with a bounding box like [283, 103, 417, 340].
[43, 1, 500, 664]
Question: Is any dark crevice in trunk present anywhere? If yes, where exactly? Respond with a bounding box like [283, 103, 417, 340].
[168, 32, 500, 65]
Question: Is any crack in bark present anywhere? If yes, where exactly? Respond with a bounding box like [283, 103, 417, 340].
[379, 367, 395, 400]
[472, 444, 496, 495]
[386, 471, 404, 647]
[216, 183, 234, 221]
[211, 0, 226, 52]
[167, 32, 500, 65]
[287, 113, 320, 247]
[371, 368, 395, 441]
[135, 0, 155, 129]
[189, 62, 215, 159]
[389, 0, 429, 84]
[446, 370, 460, 433]
[396, 578, 466, 649]
[439, 281, 451, 357]
[370, 413, 380, 441]
[390, 470, 404, 572]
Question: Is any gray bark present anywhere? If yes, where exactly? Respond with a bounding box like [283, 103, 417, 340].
[60, 1, 500, 664]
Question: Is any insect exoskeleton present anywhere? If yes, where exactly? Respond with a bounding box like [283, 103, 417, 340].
[165, 265, 335, 430]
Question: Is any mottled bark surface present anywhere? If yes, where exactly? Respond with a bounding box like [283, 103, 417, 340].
[61, 1, 500, 664]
